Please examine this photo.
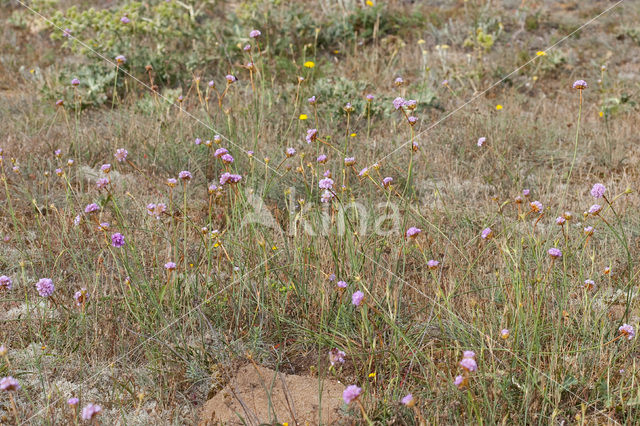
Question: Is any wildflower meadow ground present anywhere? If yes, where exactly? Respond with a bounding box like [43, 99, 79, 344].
[1, 0, 640, 424]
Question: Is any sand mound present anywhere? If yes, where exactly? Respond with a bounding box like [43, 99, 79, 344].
[199, 364, 346, 425]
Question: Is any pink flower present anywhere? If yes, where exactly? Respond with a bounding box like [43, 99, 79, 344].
[500, 329, 510, 339]
[477, 137, 486, 147]
[427, 260, 440, 270]
[285, 147, 296, 157]
[572, 79, 588, 90]
[164, 262, 177, 270]
[342, 385, 362, 404]
[401, 393, 414, 406]
[619, 324, 635, 340]
[329, 348, 346, 366]
[406, 227, 422, 238]
[382, 177, 393, 188]
[459, 357, 477, 372]
[588, 204, 602, 215]
[114, 148, 128, 162]
[0, 376, 20, 391]
[454, 375, 464, 387]
[337, 280, 347, 289]
[319, 177, 334, 190]
[351, 291, 364, 306]
[393, 97, 405, 110]
[548, 248, 562, 258]
[530, 201, 543, 212]
[584, 226, 594, 236]
[0, 275, 13, 291]
[481, 227, 492, 240]
[249, 29, 261, 38]
[462, 351, 475, 359]
[590, 183, 606, 198]
[81, 403, 102, 420]
[178, 170, 192, 181]
[36, 278, 55, 297]
[555, 216, 566, 225]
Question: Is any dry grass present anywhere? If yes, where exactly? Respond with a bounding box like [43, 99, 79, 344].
[1, 0, 640, 424]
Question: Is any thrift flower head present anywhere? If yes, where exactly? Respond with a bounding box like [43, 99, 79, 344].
[71, 78, 80, 87]
[81, 403, 102, 421]
[285, 147, 296, 157]
[590, 183, 606, 198]
[221, 154, 234, 164]
[306, 128, 318, 144]
[583, 279, 595, 290]
[74, 288, 88, 306]
[249, 29, 261, 38]
[556, 216, 566, 226]
[523, 190, 530, 197]
[214, 147, 229, 158]
[115, 55, 126, 64]
[394, 77, 405, 86]
[401, 393, 415, 407]
[588, 204, 602, 215]
[459, 357, 477, 372]
[407, 116, 418, 126]
[406, 227, 422, 238]
[100, 164, 111, 173]
[481, 227, 492, 240]
[344, 157, 356, 166]
[343, 102, 354, 113]
[619, 324, 635, 340]
[337, 280, 347, 289]
[404, 99, 417, 110]
[0, 377, 20, 391]
[358, 167, 368, 177]
[530, 201, 543, 213]
[308, 96, 317, 105]
[343, 385, 362, 404]
[500, 329, 510, 339]
[548, 248, 562, 258]
[382, 177, 393, 188]
[67, 397, 79, 406]
[366, 94, 374, 101]
[477, 137, 486, 147]
[219, 172, 242, 185]
[120, 16, 130, 24]
[96, 178, 109, 190]
[584, 226, 594, 236]
[427, 260, 440, 270]
[225, 75, 237, 84]
[36, 278, 54, 297]
[85, 203, 99, 214]
[454, 375, 465, 388]
[164, 262, 177, 270]
[114, 148, 128, 162]
[111, 233, 125, 248]
[352, 291, 364, 306]
[572, 79, 588, 90]
[317, 154, 327, 163]
[320, 190, 334, 203]
[178, 170, 192, 181]
[319, 177, 334, 190]
[393, 97, 405, 110]
[463, 351, 475, 359]
[0, 275, 12, 291]
[329, 348, 346, 366]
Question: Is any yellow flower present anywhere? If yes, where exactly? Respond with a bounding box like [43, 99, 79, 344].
[303, 61, 315, 68]
[599, 111, 604, 117]
[299, 114, 308, 120]
[417, 39, 426, 45]
[536, 51, 546, 56]
[366, 0, 374, 5]
[333, 50, 340, 54]
[368, 372, 376, 378]
[350, 133, 357, 138]
[495, 104, 503, 110]
[272, 245, 277, 250]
